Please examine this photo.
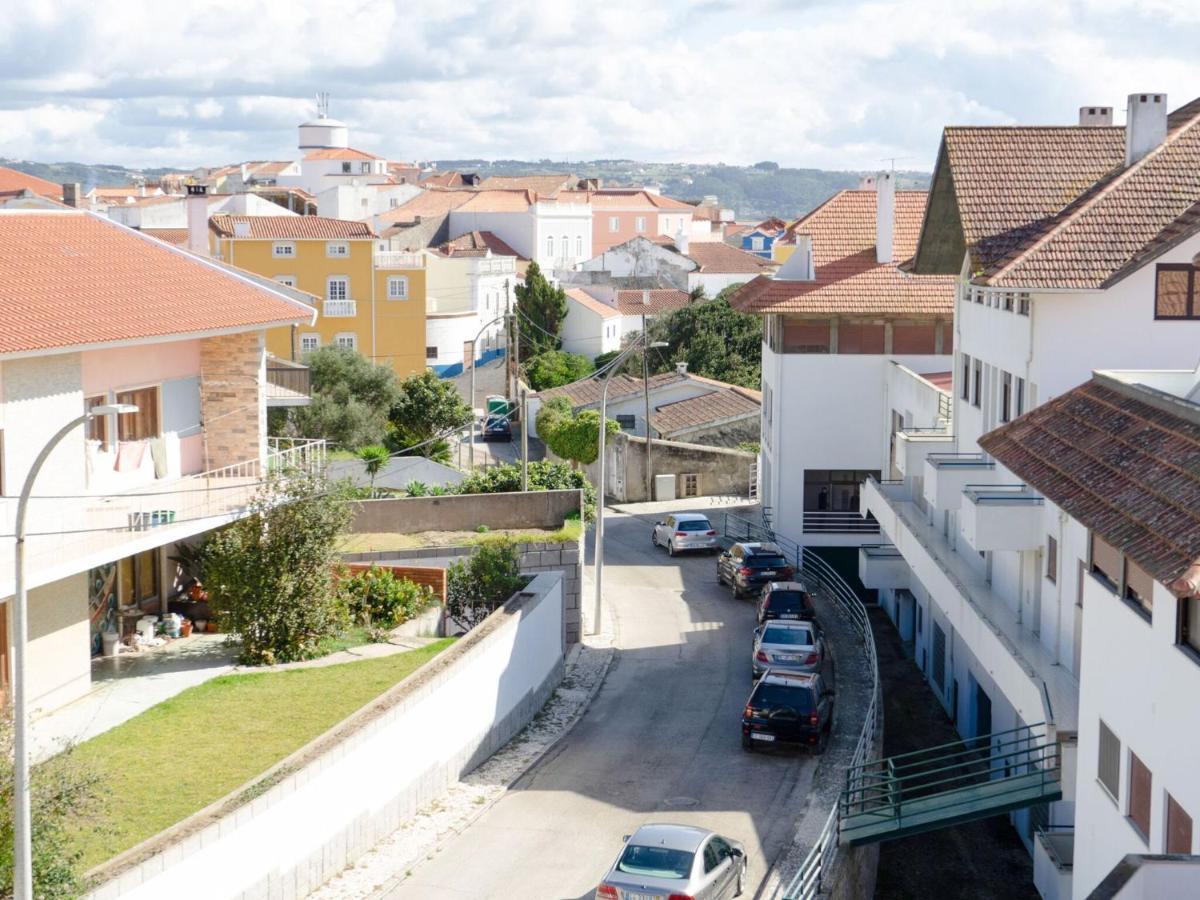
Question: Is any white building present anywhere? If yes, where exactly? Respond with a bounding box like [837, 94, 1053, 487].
[272, 111, 394, 197]
[562, 288, 621, 359]
[106, 192, 295, 230]
[447, 190, 593, 273]
[316, 181, 422, 221]
[731, 176, 956, 545]
[858, 94, 1200, 899]
[578, 233, 775, 296]
[978, 368, 1200, 899]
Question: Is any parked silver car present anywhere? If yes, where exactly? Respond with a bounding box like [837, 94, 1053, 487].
[596, 823, 747, 899]
[752, 621, 823, 680]
[652, 512, 719, 556]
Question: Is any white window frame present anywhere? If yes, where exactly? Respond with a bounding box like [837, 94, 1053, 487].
[609, 216, 619, 232]
[272, 242, 295, 258]
[334, 332, 357, 350]
[546, 235, 554, 258]
[274, 275, 297, 288]
[387, 275, 409, 300]
[751, 236, 764, 251]
[561, 234, 568, 258]
[576, 235, 583, 257]
[326, 241, 350, 258]
[327, 276, 349, 301]
[299, 333, 321, 352]
[635, 216, 646, 233]
[360, 162, 370, 174]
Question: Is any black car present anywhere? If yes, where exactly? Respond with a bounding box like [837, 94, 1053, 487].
[482, 415, 512, 442]
[757, 581, 818, 626]
[741, 670, 834, 753]
[717, 542, 794, 598]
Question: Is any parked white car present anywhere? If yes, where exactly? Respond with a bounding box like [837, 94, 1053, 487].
[595, 823, 747, 899]
[652, 512, 720, 556]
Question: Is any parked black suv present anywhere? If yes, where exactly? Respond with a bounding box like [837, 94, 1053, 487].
[757, 581, 818, 626]
[717, 542, 794, 598]
[741, 670, 834, 753]
[483, 415, 512, 442]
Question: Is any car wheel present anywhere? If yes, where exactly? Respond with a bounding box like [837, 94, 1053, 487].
[717, 568, 726, 585]
[734, 862, 745, 897]
[817, 724, 831, 754]
[668, 541, 676, 557]
[741, 734, 754, 752]
[732, 582, 741, 600]
[651, 532, 658, 547]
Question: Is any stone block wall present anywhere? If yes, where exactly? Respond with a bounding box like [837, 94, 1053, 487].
[198, 331, 265, 470]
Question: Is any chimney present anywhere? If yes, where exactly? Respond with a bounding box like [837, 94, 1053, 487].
[642, 290, 650, 306]
[186, 184, 210, 257]
[775, 233, 815, 281]
[875, 171, 895, 265]
[858, 174, 877, 191]
[1078, 106, 1113, 127]
[674, 228, 689, 256]
[61, 183, 81, 208]
[1126, 93, 1167, 166]
[675, 361, 688, 375]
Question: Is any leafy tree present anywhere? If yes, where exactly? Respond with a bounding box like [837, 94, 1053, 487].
[203, 474, 353, 665]
[0, 712, 107, 899]
[357, 445, 390, 497]
[279, 346, 400, 449]
[453, 460, 598, 521]
[523, 350, 594, 390]
[515, 262, 568, 357]
[444, 541, 525, 632]
[647, 288, 762, 388]
[388, 370, 471, 459]
[535, 396, 618, 468]
[342, 567, 435, 631]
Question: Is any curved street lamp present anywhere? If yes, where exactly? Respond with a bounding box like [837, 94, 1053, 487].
[11, 402, 136, 900]
[591, 337, 667, 636]
[468, 313, 511, 471]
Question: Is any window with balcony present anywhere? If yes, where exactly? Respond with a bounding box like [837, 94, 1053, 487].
[972, 358, 982, 408]
[387, 276, 408, 300]
[837, 322, 885, 354]
[1098, 719, 1120, 801]
[1154, 264, 1200, 319]
[1167, 794, 1193, 854]
[546, 236, 554, 257]
[300, 334, 320, 353]
[326, 241, 350, 258]
[1128, 751, 1152, 841]
[1046, 535, 1058, 584]
[116, 386, 160, 441]
[893, 323, 937, 354]
[961, 353, 971, 401]
[803, 469, 879, 532]
[272, 242, 295, 258]
[335, 333, 357, 350]
[327, 277, 348, 302]
[561, 234, 568, 258]
[782, 318, 830, 353]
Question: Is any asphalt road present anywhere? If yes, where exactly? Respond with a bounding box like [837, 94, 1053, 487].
[384, 505, 816, 899]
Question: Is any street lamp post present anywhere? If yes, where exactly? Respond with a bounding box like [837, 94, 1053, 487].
[11, 403, 135, 900]
[592, 338, 666, 636]
[468, 313, 512, 471]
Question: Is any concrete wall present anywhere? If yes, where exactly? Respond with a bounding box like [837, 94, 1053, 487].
[666, 415, 759, 449]
[349, 489, 583, 535]
[88, 571, 566, 900]
[199, 331, 265, 469]
[26, 573, 90, 713]
[568, 431, 754, 502]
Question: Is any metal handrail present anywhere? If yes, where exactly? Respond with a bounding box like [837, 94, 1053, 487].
[844, 744, 1060, 805]
[847, 723, 1048, 771]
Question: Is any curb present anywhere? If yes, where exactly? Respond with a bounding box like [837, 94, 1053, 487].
[367, 641, 616, 898]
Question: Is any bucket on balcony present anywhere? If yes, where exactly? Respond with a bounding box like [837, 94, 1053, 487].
[101, 631, 121, 657]
[137, 617, 157, 641]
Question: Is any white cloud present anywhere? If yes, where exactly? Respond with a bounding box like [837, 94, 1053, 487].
[0, 0, 1196, 170]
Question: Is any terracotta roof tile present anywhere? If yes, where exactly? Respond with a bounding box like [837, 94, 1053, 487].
[536, 371, 687, 406]
[653, 384, 760, 434]
[0, 166, 63, 200]
[730, 190, 955, 315]
[434, 230, 524, 259]
[565, 288, 620, 319]
[685, 241, 777, 273]
[209, 214, 375, 239]
[453, 190, 535, 212]
[302, 147, 382, 161]
[142, 228, 189, 246]
[0, 211, 312, 356]
[615, 289, 692, 315]
[381, 189, 476, 224]
[980, 374, 1200, 595]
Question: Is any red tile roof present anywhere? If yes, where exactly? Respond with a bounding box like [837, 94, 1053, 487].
[980, 373, 1200, 597]
[653, 384, 760, 435]
[615, 289, 692, 315]
[381, 189, 477, 224]
[0, 166, 62, 200]
[209, 215, 375, 239]
[684, 241, 777, 273]
[565, 288, 620, 319]
[729, 190, 956, 316]
[434, 230, 523, 259]
[479, 175, 576, 196]
[142, 228, 189, 246]
[302, 147, 383, 161]
[454, 190, 535, 212]
[0, 211, 313, 357]
[536, 371, 687, 406]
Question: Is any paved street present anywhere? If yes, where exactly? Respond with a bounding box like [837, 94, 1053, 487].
[385, 504, 816, 899]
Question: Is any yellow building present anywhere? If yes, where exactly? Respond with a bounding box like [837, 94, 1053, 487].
[209, 215, 427, 376]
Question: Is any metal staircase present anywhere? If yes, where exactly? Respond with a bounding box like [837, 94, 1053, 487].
[839, 723, 1062, 845]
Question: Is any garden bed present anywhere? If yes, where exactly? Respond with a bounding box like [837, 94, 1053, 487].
[337, 515, 583, 555]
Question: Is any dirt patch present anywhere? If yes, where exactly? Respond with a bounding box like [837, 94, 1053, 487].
[338, 526, 566, 553]
[869, 607, 1038, 900]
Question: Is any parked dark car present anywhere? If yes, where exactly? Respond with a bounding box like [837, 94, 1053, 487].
[482, 415, 512, 442]
[756, 581, 817, 626]
[717, 542, 794, 598]
[741, 670, 834, 753]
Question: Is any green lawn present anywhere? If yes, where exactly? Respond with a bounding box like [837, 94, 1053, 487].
[71, 638, 454, 870]
[337, 515, 584, 555]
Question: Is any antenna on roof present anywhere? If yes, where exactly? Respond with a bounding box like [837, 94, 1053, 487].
[879, 156, 913, 173]
[315, 91, 330, 119]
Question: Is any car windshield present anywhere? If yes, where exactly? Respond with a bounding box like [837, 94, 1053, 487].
[616, 845, 694, 880]
[747, 555, 788, 568]
[762, 626, 813, 646]
[676, 520, 711, 531]
[486, 417, 506, 427]
[751, 683, 814, 712]
[767, 591, 810, 611]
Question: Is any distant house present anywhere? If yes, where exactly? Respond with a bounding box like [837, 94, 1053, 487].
[741, 217, 788, 258]
[562, 288, 622, 358]
[576, 234, 776, 296]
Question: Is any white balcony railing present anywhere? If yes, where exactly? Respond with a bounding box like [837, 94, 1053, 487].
[374, 250, 425, 269]
[474, 257, 516, 275]
[323, 299, 357, 318]
[0, 438, 326, 598]
[801, 510, 881, 534]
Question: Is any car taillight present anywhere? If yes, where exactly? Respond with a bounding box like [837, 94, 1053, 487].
[755, 650, 770, 663]
[781, 566, 795, 577]
[668, 894, 695, 900]
[744, 705, 754, 718]
[675, 531, 687, 537]
[805, 653, 819, 665]
[739, 566, 753, 575]
[706, 530, 717, 536]
[596, 885, 618, 899]
[809, 711, 819, 726]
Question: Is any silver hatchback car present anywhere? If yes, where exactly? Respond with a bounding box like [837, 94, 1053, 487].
[652, 513, 719, 556]
[752, 621, 823, 680]
[596, 823, 747, 900]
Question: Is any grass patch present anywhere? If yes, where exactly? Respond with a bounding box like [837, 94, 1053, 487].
[69, 638, 454, 870]
[312, 624, 376, 657]
[337, 515, 584, 555]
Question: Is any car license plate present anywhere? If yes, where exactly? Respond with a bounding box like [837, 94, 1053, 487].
[751, 732, 776, 742]
[780, 613, 799, 619]
[760, 570, 776, 577]
[626, 894, 656, 900]
[775, 654, 798, 662]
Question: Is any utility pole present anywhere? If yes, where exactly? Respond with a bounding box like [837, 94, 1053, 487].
[642, 309, 653, 501]
[521, 387, 529, 491]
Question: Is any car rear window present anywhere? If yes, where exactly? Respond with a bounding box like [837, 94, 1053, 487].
[616, 845, 694, 879]
[761, 626, 813, 646]
[675, 519, 711, 531]
[767, 591, 811, 612]
[750, 683, 814, 712]
[747, 555, 788, 568]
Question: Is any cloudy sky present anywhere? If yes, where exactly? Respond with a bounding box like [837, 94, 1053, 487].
[1, 0, 1197, 172]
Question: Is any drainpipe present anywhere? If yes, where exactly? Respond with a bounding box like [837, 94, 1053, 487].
[371, 255, 378, 365]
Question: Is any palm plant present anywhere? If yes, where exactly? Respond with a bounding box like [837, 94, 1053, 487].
[357, 445, 391, 497]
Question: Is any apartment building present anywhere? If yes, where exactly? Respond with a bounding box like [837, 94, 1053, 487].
[584, 189, 697, 256]
[858, 94, 1200, 898]
[206, 209, 427, 376]
[0, 209, 318, 713]
[447, 189, 593, 273]
[731, 175, 955, 544]
[978, 369, 1200, 898]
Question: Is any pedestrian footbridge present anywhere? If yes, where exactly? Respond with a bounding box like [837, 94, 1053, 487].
[839, 724, 1062, 845]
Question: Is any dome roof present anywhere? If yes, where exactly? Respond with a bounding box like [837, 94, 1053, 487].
[299, 117, 347, 128]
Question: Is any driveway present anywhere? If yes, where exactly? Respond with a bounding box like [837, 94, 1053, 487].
[384, 505, 817, 899]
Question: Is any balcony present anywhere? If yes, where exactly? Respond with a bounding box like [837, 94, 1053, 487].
[1033, 827, 1073, 900]
[0, 438, 326, 599]
[923, 452, 1001, 510]
[862, 476, 1079, 732]
[802, 510, 881, 535]
[323, 299, 357, 318]
[960, 484, 1043, 551]
[373, 250, 425, 269]
[473, 256, 516, 275]
[895, 428, 954, 478]
[859, 543, 910, 590]
[266, 358, 311, 407]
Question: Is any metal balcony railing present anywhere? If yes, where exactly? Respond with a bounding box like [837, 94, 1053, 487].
[373, 250, 425, 269]
[323, 299, 357, 317]
[802, 510, 881, 534]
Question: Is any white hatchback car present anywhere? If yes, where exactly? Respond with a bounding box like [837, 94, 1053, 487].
[652, 512, 719, 556]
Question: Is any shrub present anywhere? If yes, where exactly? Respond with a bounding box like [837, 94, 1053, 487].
[524, 350, 594, 391]
[404, 480, 428, 497]
[342, 567, 435, 630]
[445, 541, 526, 632]
[452, 460, 597, 521]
